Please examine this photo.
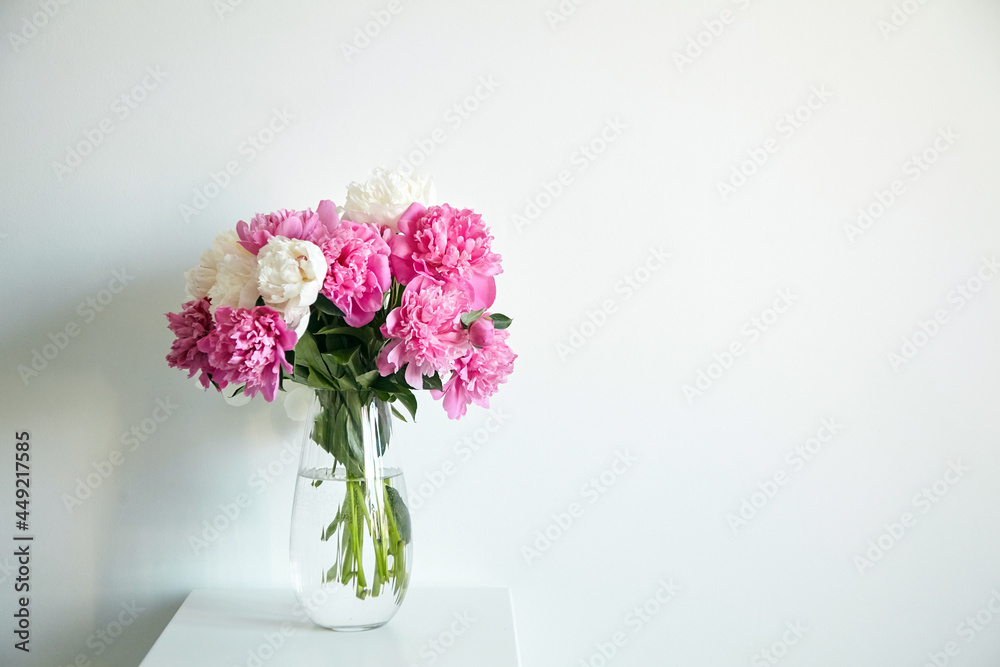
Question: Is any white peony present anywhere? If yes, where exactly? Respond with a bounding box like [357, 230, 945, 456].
[256, 237, 327, 320]
[341, 167, 435, 232]
[185, 229, 238, 299]
[284, 305, 312, 339]
[198, 230, 260, 310]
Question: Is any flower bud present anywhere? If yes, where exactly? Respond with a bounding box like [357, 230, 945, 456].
[469, 317, 495, 348]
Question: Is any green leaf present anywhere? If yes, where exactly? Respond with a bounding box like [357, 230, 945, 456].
[254, 296, 266, 307]
[322, 508, 343, 541]
[328, 347, 360, 366]
[356, 370, 381, 389]
[395, 387, 418, 422]
[333, 403, 351, 468]
[316, 326, 376, 344]
[390, 406, 407, 422]
[313, 294, 342, 317]
[296, 332, 329, 375]
[489, 313, 512, 330]
[385, 486, 411, 543]
[306, 371, 338, 390]
[422, 373, 443, 392]
[341, 375, 365, 392]
[292, 365, 310, 385]
[345, 423, 363, 469]
[345, 388, 362, 418]
[343, 391, 366, 469]
[461, 308, 487, 328]
[370, 375, 402, 393]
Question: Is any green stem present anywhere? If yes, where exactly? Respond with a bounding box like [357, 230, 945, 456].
[348, 481, 367, 596]
[311, 391, 409, 602]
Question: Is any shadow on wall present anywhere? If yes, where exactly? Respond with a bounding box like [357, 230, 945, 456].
[0, 267, 301, 666]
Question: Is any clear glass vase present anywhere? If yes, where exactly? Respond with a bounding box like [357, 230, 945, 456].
[289, 389, 412, 631]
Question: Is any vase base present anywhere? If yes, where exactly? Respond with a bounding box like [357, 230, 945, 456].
[316, 621, 389, 632]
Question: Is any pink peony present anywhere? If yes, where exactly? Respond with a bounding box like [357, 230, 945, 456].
[389, 203, 502, 310]
[432, 328, 516, 420]
[196, 306, 298, 402]
[236, 200, 339, 255]
[320, 221, 392, 327]
[165, 298, 216, 388]
[377, 276, 472, 388]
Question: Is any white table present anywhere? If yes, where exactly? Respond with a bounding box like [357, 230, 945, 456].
[140, 587, 521, 666]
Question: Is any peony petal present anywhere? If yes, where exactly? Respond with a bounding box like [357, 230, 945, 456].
[468, 274, 496, 310]
[275, 214, 304, 240]
[370, 253, 391, 290]
[442, 384, 467, 420]
[404, 362, 423, 389]
[389, 239, 418, 285]
[377, 340, 400, 376]
[343, 309, 375, 328]
[396, 202, 427, 234]
[316, 199, 340, 231]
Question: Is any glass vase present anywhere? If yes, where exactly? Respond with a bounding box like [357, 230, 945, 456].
[289, 389, 412, 631]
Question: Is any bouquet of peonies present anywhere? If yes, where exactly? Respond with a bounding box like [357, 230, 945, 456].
[165, 169, 515, 609]
[165, 168, 515, 421]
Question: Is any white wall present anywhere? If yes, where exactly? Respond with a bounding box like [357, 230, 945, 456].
[3, 0, 1000, 665]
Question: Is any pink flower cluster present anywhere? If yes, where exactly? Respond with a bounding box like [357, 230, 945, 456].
[377, 276, 472, 389]
[378, 203, 513, 419]
[166, 297, 214, 388]
[321, 220, 391, 328]
[167, 180, 515, 419]
[432, 327, 515, 420]
[167, 298, 297, 402]
[198, 306, 297, 402]
[236, 200, 340, 255]
[390, 203, 502, 310]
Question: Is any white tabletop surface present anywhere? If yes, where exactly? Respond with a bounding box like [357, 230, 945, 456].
[140, 587, 521, 667]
